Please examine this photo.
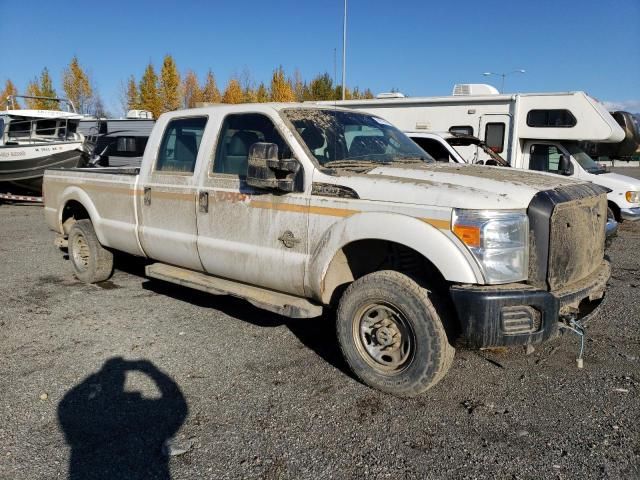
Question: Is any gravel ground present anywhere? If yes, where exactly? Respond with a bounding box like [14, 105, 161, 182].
[1, 184, 639, 479]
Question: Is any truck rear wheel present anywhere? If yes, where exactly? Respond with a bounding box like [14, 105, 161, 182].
[336, 270, 454, 397]
[68, 219, 114, 283]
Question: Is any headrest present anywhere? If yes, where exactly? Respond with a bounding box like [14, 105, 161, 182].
[228, 131, 259, 156]
[301, 126, 325, 150]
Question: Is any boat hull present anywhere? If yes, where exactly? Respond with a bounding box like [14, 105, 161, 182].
[0, 142, 86, 192]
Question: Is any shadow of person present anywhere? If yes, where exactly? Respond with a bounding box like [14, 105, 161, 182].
[58, 358, 188, 480]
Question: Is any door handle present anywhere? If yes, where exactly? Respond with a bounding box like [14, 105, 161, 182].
[144, 187, 151, 206]
[198, 191, 208, 213]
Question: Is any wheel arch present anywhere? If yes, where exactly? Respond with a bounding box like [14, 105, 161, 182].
[306, 212, 482, 305]
[57, 187, 106, 244]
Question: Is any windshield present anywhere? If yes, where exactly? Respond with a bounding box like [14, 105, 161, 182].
[564, 142, 606, 174]
[283, 108, 434, 167]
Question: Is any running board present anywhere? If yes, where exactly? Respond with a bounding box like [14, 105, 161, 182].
[145, 263, 323, 319]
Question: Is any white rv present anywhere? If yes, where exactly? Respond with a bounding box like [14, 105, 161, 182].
[315, 86, 640, 221]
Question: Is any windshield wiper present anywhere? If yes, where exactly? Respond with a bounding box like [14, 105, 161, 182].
[323, 159, 386, 169]
[392, 156, 428, 164]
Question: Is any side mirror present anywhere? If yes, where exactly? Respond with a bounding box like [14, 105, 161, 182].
[558, 154, 574, 176]
[246, 142, 300, 192]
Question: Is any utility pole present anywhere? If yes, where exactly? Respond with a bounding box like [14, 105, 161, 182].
[342, 0, 347, 100]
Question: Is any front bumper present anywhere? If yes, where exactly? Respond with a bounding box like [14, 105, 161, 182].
[449, 261, 610, 348]
[620, 207, 640, 221]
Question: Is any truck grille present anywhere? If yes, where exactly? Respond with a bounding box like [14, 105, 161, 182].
[527, 184, 608, 291]
[547, 195, 606, 290]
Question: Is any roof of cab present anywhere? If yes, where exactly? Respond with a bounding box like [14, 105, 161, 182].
[157, 102, 355, 120]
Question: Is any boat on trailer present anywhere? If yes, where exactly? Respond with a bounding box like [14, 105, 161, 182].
[0, 95, 89, 193]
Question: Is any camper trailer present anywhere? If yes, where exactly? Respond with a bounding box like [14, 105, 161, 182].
[316, 86, 640, 221]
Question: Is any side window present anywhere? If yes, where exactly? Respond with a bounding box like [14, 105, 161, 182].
[213, 113, 290, 176]
[411, 137, 452, 162]
[484, 123, 505, 153]
[156, 117, 207, 173]
[526, 109, 577, 128]
[449, 125, 474, 136]
[529, 144, 562, 173]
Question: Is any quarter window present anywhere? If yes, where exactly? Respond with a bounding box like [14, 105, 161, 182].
[449, 125, 474, 136]
[526, 109, 577, 128]
[156, 117, 207, 173]
[484, 122, 505, 153]
[528, 144, 562, 173]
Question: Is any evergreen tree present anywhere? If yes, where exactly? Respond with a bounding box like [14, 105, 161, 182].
[0, 79, 20, 109]
[139, 63, 161, 119]
[62, 56, 93, 113]
[182, 70, 202, 108]
[256, 82, 269, 103]
[362, 88, 374, 99]
[269, 66, 295, 102]
[201, 70, 221, 103]
[159, 54, 181, 113]
[222, 79, 243, 104]
[308, 73, 334, 100]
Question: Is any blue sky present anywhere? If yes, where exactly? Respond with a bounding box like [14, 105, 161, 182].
[1, 0, 639, 114]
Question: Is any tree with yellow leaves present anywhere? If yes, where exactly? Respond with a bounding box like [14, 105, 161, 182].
[182, 71, 202, 108]
[201, 70, 221, 104]
[126, 75, 141, 110]
[159, 54, 181, 113]
[62, 56, 93, 113]
[25, 68, 58, 109]
[222, 79, 243, 104]
[269, 66, 295, 102]
[0, 79, 20, 109]
[139, 63, 161, 119]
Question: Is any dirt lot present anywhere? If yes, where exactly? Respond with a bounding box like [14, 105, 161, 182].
[1, 179, 639, 479]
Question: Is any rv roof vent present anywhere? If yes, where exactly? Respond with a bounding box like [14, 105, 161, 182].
[376, 92, 405, 99]
[452, 84, 500, 96]
[126, 109, 154, 119]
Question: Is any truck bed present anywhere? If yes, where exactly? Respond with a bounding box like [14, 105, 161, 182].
[43, 167, 144, 257]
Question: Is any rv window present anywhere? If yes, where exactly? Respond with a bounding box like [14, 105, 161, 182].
[36, 119, 57, 136]
[528, 144, 562, 173]
[116, 137, 137, 153]
[156, 116, 207, 173]
[484, 123, 505, 153]
[449, 125, 474, 136]
[526, 110, 577, 128]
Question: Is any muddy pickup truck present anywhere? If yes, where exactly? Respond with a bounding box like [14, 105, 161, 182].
[44, 104, 610, 396]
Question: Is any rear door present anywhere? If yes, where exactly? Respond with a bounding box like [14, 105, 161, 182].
[137, 116, 208, 270]
[479, 114, 510, 164]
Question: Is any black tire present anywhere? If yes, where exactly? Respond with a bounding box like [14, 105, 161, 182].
[336, 270, 454, 397]
[67, 219, 114, 283]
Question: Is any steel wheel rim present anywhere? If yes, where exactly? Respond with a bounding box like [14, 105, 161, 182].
[353, 302, 415, 375]
[72, 233, 90, 271]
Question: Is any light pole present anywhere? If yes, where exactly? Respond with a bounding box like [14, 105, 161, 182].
[342, 0, 347, 100]
[482, 69, 526, 93]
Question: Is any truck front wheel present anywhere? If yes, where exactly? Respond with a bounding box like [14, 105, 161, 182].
[336, 270, 454, 397]
[67, 219, 114, 283]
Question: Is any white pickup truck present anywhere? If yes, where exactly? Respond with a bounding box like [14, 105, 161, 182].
[44, 104, 611, 396]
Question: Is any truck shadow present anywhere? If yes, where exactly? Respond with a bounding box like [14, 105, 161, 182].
[140, 278, 352, 379]
[112, 254, 351, 378]
[57, 357, 188, 480]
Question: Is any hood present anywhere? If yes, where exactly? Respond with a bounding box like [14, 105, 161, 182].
[595, 172, 640, 190]
[342, 163, 587, 210]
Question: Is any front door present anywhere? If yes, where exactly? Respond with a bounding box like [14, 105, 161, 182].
[137, 116, 208, 271]
[196, 112, 308, 296]
[479, 114, 511, 164]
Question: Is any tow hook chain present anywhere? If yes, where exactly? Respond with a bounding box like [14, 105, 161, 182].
[558, 314, 586, 368]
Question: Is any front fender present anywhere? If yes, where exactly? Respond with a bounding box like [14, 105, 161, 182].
[306, 211, 483, 302]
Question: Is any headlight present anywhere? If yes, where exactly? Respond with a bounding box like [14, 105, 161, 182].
[625, 191, 640, 203]
[452, 209, 529, 284]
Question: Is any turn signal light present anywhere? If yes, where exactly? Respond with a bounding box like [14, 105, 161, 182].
[453, 224, 481, 248]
